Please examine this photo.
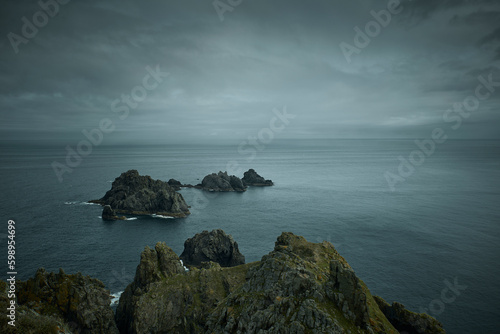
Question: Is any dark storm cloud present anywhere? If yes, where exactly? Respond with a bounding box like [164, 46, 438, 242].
[400, 0, 499, 20]
[1, 0, 500, 144]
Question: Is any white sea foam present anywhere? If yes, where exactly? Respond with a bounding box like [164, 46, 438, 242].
[110, 291, 123, 305]
[151, 214, 174, 219]
[180, 259, 189, 271]
[126, 217, 137, 220]
[65, 201, 99, 206]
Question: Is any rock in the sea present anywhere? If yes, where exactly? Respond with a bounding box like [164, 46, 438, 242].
[167, 178, 182, 190]
[198, 171, 247, 192]
[180, 229, 245, 267]
[374, 296, 446, 334]
[91, 170, 190, 218]
[16, 268, 119, 334]
[115, 232, 446, 334]
[102, 205, 126, 221]
[242, 168, 274, 186]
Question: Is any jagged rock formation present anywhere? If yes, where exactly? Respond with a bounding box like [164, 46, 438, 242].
[16, 268, 118, 334]
[374, 296, 446, 334]
[115, 242, 193, 333]
[90, 170, 190, 218]
[180, 229, 245, 267]
[197, 171, 247, 192]
[167, 178, 182, 191]
[1, 280, 68, 333]
[102, 205, 126, 221]
[115, 232, 446, 334]
[115, 240, 253, 334]
[204, 232, 395, 333]
[242, 168, 274, 186]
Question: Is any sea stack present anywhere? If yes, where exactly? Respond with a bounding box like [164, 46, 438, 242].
[242, 168, 273, 186]
[90, 170, 190, 218]
[198, 171, 247, 192]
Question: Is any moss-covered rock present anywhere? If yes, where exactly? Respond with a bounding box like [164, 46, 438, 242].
[116, 232, 446, 334]
[116, 240, 255, 333]
[15, 268, 118, 334]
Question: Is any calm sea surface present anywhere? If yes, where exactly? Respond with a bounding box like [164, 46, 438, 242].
[1, 139, 499, 333]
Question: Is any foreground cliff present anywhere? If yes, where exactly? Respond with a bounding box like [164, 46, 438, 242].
[115, 232, 446, 334]
[0, 268, 118, 334]
[91, 170, 190, 218]
[4, 232, 445, 333]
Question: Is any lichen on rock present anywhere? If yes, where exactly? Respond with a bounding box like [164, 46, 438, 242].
[115, 231, 446, 334]
[15, 268, 118, 334]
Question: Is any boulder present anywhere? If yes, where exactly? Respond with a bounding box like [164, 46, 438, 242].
[17, 268, 118, 334]
[180, 229, 245, 267]
[198, 171, 247, 192]
[101, 205, 125, 221]
[242, 168, 273, 186]
[90, 170, 190, 218]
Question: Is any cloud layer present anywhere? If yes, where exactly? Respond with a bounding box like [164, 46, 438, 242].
[1, 0, 499, 144]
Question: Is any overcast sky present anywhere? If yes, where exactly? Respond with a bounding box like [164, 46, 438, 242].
[1, 0, 499, 145]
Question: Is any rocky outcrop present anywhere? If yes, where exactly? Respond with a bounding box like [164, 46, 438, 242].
[374, 296, 446, 334]
[197, 171, 247, 192]
[204, 232, 397, 333]
[102, 205, 126, 221]
[167, 178, 182, 191]
[242, 168, 274, 186]
[180, 229, 245, 267]
[115, 242, 186, 333]
[115, 232, 445, 334]
[16, 268, 118, 334]
[90, 170, 190, 218]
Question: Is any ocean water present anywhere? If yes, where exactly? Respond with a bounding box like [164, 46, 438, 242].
[1, 139, 499, 333]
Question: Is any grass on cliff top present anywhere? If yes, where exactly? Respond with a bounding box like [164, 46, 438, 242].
[276, 233, 399, 334]
[0, 281, 63, 334]
[148, 261, 258, 306]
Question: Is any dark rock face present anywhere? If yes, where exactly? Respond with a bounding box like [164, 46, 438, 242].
[17, 268, 118, 334]
[199, 171, 247, 192]
[115, 232, 446, 334]
[180, 229, 245, 267]
[374, 296, 446, 334]
[102, 205, 125, 221]
[91, 170, 190, 218]
[167, 178, 182, 190]
[115, 242, 251, 334]
[205, 232, 392, 333]
[242, 168, 274, 186]
[115, 242, 187, 333]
